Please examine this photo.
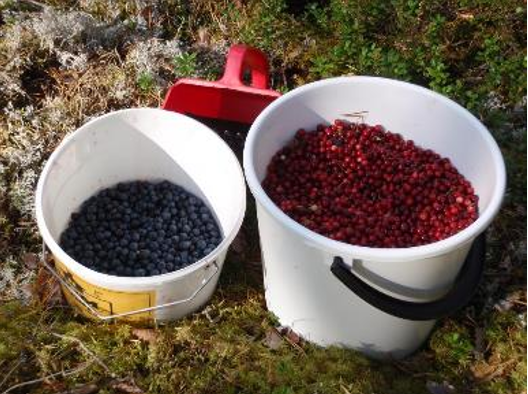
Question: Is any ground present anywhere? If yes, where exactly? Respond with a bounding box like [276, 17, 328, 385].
[0, 1, 526, 393]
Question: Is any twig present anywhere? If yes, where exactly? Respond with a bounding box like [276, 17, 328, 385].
[18, 0, 48, 10]
[340, 385, 352, 394]
[50, 333, 114, 376]
[0, 360, 22, 390]
[1, 362, 92, 394]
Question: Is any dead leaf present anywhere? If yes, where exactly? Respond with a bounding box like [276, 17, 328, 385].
[59, 383, 99, 394]
[197, 27, 210, 46]
[131, 328, 158, 344]
[140, 5, 153, 29]
[109, 377, 144, 394]
[264, 328, 283, 350]
[426, 381, 456, 394]
[471, 361, 499, 382]
[285, 330, 300, 344]
[34, 266, 64, 306]
[278, 326, 301, 345]
[23, 253, 38, 269]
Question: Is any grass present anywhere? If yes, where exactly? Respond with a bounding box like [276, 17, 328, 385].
[0, 0, 525, 393]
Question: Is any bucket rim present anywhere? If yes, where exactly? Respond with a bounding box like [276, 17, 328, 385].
[243, 76, 506, 262]
[36, 107, 246, 286]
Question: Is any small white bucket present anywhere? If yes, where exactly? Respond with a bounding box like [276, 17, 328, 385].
[36, 108, 246, 322]
[244, 76, 506, 358]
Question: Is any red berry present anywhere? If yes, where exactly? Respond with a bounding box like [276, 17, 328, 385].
[262, 121, 479, 247]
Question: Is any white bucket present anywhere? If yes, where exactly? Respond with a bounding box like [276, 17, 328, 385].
[243, 77, 506, 358]
[36, 108, 246, 322]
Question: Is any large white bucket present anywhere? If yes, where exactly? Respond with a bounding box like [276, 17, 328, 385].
[36, 108, 246, 322]
[243, 77, 506, 358]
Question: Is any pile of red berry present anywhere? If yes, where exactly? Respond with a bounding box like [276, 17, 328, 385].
[262, 120, 478, 248]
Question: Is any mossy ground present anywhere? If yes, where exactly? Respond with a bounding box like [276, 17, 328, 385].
[0, 1, 525, 393]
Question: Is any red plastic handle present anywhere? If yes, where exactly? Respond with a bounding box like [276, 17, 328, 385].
[219, 45, 270, 89]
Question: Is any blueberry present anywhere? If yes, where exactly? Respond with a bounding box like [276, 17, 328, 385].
[84, 259, 94, 267]
[135, 268, 146, 277]
[60, 180, 218, 275]
[170, 235, 180, 244]
[180, 241, 191, 250]
[151, 269, 160, 276]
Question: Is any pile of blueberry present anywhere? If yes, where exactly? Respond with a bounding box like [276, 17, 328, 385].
[59, 180, 222, 277]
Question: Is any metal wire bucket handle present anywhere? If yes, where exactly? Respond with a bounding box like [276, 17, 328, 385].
[40, 242, 219, 321]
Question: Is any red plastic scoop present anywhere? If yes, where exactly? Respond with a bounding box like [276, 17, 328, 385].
[162, 45, 281, 124]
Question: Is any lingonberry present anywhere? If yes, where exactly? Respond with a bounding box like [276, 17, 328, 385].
[262, 120, 479, 248]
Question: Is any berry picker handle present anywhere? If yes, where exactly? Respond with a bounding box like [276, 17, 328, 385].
[219, 45, 271, 89]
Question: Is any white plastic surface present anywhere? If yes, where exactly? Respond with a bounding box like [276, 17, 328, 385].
[243, 77, 506, 358]
[36, 108, 246, 321]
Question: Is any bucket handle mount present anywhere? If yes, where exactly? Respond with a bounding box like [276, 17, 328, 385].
[330, 233, 486, 321]
[40, 242, 219, 321]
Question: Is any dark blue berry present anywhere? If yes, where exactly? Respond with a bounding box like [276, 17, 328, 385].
[180, 241, 191, 250]
[60, 180, 221, 276]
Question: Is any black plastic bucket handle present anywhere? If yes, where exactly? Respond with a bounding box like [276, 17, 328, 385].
[330, 234, 486, 321]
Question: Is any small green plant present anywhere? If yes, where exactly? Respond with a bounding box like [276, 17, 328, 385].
[136, 71, 155, 93]
[431, 328, 475, 368]
[173, 52, 198, 78]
